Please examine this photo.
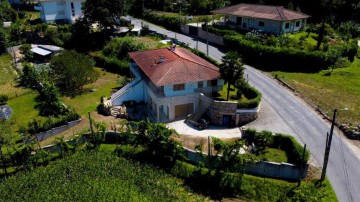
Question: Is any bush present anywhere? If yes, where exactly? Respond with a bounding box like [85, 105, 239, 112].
[237, 84, 262, 108]
[102, 37, 145, 59]
[90, 51, 130, 76]
[272, 133, 310, 164]
[24, 110, 80, 135]
[0, 94, 9, 105]
[142, 10, 183, 32]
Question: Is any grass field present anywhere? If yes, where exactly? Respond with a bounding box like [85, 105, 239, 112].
[256, 147, 288, 163]
[273, 59, 360, 125]
[61, 68, 121, 116]
[0, 54, 31, 98]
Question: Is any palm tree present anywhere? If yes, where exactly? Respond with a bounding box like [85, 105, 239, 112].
[220, 51, 245, 101]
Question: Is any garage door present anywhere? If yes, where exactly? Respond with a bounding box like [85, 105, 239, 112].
[175, 103, 194, 119]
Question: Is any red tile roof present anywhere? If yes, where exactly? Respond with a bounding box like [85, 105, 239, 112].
[212, 3, 310, 21]
[129, 48, 220, 86]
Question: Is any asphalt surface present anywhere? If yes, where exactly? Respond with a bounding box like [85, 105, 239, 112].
[130, 17, 360, 202]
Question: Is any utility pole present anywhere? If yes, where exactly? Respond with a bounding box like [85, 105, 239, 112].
[320, 109, 337, 182]
[196, 20, 199, 50]
[205, 19, 209, 56]
[88, 112, 93, 134]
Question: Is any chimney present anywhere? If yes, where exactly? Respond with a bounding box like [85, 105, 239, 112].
[170, 44, 176, 51]
[154, 58, 157, 64]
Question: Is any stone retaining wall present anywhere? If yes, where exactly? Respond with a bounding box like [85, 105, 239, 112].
[199, 94, 259, 126]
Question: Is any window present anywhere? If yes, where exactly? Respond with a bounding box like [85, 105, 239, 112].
[207, 80, 217, 87]
[295, 21, 300, 27]
[173, 83, 185, 91]
[258, 21, 265, 27]
[71, 2, 75, 17]
[198, 81, 203, 88]
[285, 23, 290, 29]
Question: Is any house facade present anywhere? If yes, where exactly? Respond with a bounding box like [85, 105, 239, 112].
[34, 0, 84, 24]
[212, 4, 310, 34]
[109, 47, 224, 122]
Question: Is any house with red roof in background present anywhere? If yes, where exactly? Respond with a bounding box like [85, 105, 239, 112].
[212, 3, 310, 34]
[108, 46, 224, 122]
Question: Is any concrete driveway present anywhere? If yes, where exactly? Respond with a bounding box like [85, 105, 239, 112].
[167, 119, 242, 138]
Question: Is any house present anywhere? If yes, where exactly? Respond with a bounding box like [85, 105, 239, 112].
[211, 3, 310, 34]
[108, 46, 224, 122]
[34, 0, 84, 24]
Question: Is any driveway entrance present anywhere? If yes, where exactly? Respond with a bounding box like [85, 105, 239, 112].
[167, 119, 242, 138]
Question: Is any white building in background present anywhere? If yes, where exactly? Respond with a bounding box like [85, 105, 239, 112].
[34, 0, 84, 24]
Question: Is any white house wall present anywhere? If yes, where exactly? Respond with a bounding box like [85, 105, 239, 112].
[227, 14, 306, 34]
[282, 19, 306, 33]
[39, 0, 83, 24]
[111, 81, 145, 106]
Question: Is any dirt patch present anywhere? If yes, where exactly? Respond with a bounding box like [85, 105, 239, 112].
[39, 112, 125, 146]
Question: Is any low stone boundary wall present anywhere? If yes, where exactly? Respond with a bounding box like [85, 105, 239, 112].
[25, 119, 82, 144]
[236, 106, 260, 125]
[183, 147, 308, 180]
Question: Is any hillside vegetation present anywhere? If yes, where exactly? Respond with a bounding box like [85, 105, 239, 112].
[0, 151, 205, 201]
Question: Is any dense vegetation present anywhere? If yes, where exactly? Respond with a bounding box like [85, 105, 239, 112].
[0, 151, 204, 201]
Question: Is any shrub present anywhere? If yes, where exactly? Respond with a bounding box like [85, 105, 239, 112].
[90, 51, 130, 76]
[102, 37, 145, 59]
[237, 84, 262, 108]
[272, 133, 310, 164]
[142, 10, 183, 32]
[244, 129, 310, 164]
[0, 94, 9, 105]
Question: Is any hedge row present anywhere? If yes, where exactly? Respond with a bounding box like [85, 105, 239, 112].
[245, 129, 310, 164]
[89, 52, 130, 76]
[25, 110, 81, 135]
[205, 26, 359, 72]
[224, 34, 330, 72]
[143, 10, 183, 32]
[237, 84, 262, 109]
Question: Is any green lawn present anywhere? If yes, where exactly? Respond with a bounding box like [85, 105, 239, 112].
[273, 59, 360, 125]
[256, 147, 288, 163]
[0, 54, 31, 98]
[7, 91, 46, 131]
[214, 83, 238, 101]
[61, 68, 121, 116]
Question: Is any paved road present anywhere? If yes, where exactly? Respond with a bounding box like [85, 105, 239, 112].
[131, 17, 360, 202]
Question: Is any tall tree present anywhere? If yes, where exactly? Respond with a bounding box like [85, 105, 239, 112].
[316, 0, 345, 50]
[50, 50, 99, 96]
[37, 83, 65, 117]
[82, 0, 133, 30]
[220, 51, 245, 101]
